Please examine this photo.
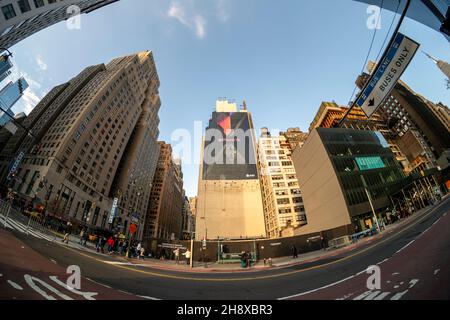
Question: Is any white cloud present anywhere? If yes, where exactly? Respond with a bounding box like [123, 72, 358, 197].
[167, 2, 207, 39]
[22, 89, 41, 114]
[217, 0, 230, 22]
[194, 15, 206, 39]
[36, 55, 48, 71]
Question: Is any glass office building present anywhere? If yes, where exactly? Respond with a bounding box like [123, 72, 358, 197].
[293, 128, 406, 236]
[0, 77, 28, 126]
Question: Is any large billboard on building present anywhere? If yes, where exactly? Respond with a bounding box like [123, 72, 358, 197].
[202, 111, 258, 180]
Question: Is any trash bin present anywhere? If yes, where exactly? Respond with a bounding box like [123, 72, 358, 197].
[241, 260, 247, 268]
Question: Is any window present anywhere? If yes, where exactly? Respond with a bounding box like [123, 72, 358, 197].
[1, 4, 16, 20]
[277, 198, 290, 205]
[33, 0, 44, 8]
[18, 0, 31, 13]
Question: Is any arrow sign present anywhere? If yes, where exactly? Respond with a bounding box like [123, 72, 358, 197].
[355, 33, 420, 118]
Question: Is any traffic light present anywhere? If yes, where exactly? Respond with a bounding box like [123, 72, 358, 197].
[18, 78, 24, 94]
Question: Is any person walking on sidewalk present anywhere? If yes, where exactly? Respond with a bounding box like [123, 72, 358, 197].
[62, 221, 72, 244]
[183, 249, 191, 265]
[139, 246, 145, 260]
[174, 248, 180, 264]
[107, 236, 115, 254]
[79, 228, 85, 245]
[136, 242, 142, 258]
[291, 245, 298, 259]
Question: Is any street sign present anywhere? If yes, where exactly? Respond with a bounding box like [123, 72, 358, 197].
[7, 150, 25, 181]
[131, 211, 140, 224]
[129, 223, 137, 234]
[355, 33, 420, 118]
[108, 197, 119, 224]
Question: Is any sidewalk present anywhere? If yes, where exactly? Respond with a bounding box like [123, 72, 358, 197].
[55, 197, 448, 273]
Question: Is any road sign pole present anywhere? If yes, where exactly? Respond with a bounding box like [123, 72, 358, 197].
[190, 237, 194, 268]
[365, 187, 381, 233]
[338, 0, 411, 127]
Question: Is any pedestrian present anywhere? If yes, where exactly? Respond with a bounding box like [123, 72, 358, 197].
[291, 245, 298, 259]
[184, 249, 191, 265]
[118, 240, 123, 255]
[79, 228, 85, 245]
[82, 230, 88, 246]
[96, 236, 102, 252]
[62, 221, 72, 244]
[321, 236, 327, 251]
[241, 251, 248, 268]
[107, 236, 115, 254]
[136, 242, 142, 258]
[139, 246, 145, 260]
[174, 248, 180, 264]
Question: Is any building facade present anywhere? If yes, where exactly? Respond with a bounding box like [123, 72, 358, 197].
[279, 127, 308, 151]
[309, 101, 411, 172]
[356, 64, 450, 173]
[0, 51, 161, 239]
[258, 128, 307, 238]
[143, 142, 184, 248]
[0, 0, 119, 49]
[0, 77, 28, 126]
[292, 128, 405, 237]
[195, 99, 266, 240]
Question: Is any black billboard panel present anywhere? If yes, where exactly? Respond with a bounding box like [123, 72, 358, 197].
[202, 112, 258, 180]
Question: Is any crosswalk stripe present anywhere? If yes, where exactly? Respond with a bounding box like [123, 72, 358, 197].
[364, 291, 381, 300]
[374, 292, 391, 300]
[353, 291, 372, 300]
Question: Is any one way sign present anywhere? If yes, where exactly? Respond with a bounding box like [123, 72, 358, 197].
[355, 33, 419, 118]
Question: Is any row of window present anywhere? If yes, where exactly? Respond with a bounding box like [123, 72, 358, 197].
[2, 0, 57, 20]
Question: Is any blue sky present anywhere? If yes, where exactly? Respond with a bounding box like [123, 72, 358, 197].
[3, 0, 450, 197]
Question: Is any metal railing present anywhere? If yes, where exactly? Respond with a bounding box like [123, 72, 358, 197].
[0, 199, 60, 242]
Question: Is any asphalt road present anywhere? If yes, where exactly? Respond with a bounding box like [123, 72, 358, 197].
[1, 197, 449, 300]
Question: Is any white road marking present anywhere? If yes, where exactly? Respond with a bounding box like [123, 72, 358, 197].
[278, 275, 355, 300]
[364, 291, 381, 300]
[394, 285, 399, 289]
[49, 276, 98, 300]
[409, 279, 419, 289]
[391, 290, 408, 300]
[377, 258, 388, 265]
[50, 259, 57, 264]
[396, 240, 415, 254]
[7, 280, 23, 290]
[353, 291, 372, 300]
[434, 269, 440, 275]
[392, 272, 400, 276]
[24, 274, 73, 300]
[374, 292, 391, 300]
[137, 295, 161, 300]
[336, 293, 354, 300]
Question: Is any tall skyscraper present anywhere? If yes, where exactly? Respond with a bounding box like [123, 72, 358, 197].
[196, 99, 266, 240]
[0, 0, 119, 49]
[143, 142, 184, 248]
[0, 77, 28, 126]
[423, 51, 450, 80]
[258, 128, 307, 238]
[0, 53, 13, 82]
[0, 51, 161, 239]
